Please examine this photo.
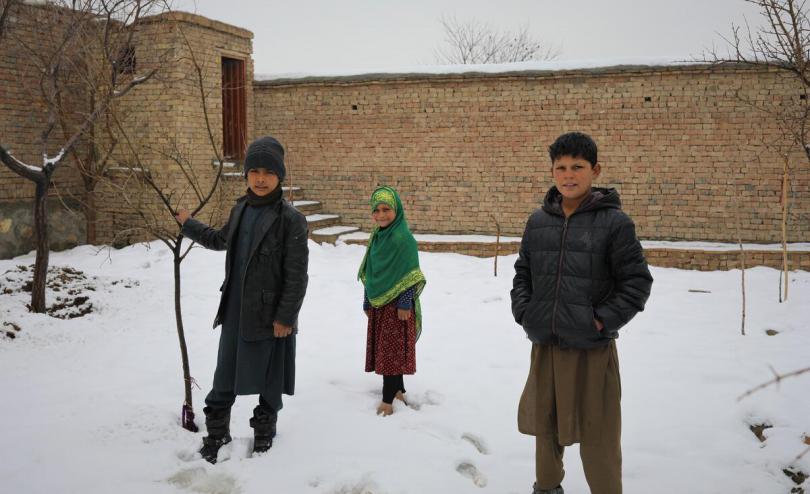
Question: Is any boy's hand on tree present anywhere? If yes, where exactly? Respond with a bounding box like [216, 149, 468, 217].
[397, 308, 411, 321]
[273, 321, 293, 337]
[175, 208, 191, 225]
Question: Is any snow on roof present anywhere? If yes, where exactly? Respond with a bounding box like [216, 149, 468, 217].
[255, 56, 704, 83]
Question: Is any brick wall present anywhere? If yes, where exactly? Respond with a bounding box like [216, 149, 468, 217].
[253, 66, 809, 243]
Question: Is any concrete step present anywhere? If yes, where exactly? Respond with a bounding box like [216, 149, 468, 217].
[305, 213, 341, 230]
[291, 200, 321, 214]
[310, 225, 360, 244]
[337, 232, 522, 258]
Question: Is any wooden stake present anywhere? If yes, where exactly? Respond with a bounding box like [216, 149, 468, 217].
[491, 214, 500, 277]
[781, 155, 789, 302]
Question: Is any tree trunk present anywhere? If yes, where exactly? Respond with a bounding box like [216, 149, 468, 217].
[173, 240, 198, 432]
[31, 178, 49, 313]
[84, 187, 97, 245]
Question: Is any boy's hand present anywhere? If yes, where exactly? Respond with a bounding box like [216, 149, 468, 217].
[175, 208, 191, 225]
[594, 318, 604, 332]
[397, 308, 411, 321]
[273, 321, 293, 337]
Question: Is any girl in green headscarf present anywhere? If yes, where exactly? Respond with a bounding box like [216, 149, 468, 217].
[359, 186, 426, 416]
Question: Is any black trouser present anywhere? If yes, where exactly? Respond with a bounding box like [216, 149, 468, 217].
[382, 374, 405, 404]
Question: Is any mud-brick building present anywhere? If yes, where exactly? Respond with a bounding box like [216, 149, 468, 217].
[91, 11, 256, 246]
[1, 4, 808, 270]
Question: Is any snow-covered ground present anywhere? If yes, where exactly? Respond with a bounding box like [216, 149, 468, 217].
[1, 242, 808, 494]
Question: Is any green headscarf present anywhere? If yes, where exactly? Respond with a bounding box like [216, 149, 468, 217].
[358, 186, 426, 338]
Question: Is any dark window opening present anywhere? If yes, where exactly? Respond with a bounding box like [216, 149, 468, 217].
[115, 45, 136, 75]
[644, 96, 652, 102]
[222, 57, 247, 161]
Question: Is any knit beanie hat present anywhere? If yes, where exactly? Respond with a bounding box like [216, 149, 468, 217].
[243, 136, 285, 182]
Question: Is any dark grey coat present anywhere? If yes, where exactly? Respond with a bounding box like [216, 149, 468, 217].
[182, 196, 309, 341]
[511, 187, 653, 349]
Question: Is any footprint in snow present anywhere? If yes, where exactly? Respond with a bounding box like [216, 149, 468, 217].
[403, 389, 444, 410]
[461, 432, 489, 454]
[456, 462, 487, 488]
[166, 467, 241, 494]
[330, 477, 386, 494]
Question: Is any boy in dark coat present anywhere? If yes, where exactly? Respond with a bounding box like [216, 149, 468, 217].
[176, 136, 309, 464]
[511, 132, 653, 494]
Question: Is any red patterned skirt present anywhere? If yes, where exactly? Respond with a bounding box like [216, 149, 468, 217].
[365, 300, 417, 375]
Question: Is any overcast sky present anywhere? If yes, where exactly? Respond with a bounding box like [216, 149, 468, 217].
[172, 0, 765, 76]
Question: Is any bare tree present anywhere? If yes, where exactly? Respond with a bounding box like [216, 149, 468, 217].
[105, 27, 227, 431]
[0, 0, 165, 313]
[708, 0, 810, 302]
[709, 3, 809, 466]
[435, 14, 559, 65]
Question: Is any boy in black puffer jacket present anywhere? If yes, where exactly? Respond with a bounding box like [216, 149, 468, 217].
[511, 132, 652, 494]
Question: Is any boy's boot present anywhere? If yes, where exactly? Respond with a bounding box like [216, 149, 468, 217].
[199, 406, 232, 464]
[532, 483, 563, 494]
[249, 405, 277, 454]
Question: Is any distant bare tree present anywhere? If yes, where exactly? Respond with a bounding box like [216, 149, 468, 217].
[435, 14, 558, 65]
[0, 0, 166, 313]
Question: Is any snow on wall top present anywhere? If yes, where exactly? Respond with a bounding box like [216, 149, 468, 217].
[255, 56, 706, 83]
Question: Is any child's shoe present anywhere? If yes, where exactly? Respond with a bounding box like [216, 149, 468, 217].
[199, 406, 232, 464]
[532, 483, 563, 494]
[376, 402, 394, 416]
[250, 405, 277, 454]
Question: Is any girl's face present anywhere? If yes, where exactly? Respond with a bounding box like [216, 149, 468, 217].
[372, 203, 396, 228]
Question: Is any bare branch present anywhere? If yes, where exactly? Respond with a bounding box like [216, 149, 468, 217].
[0, 146, 43, 182]
[177, 26, 224, 217]
[738, 365, 810, 400]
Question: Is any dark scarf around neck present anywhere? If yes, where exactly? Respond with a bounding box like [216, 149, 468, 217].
[246, 185, 283, 207]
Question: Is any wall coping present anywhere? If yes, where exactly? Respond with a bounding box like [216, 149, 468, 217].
[254, 61, 779, 87]
[138, 11, 253, 41]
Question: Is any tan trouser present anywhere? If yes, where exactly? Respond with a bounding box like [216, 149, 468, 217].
[522, 341, 623, 494]
[535, 429, 622, 494]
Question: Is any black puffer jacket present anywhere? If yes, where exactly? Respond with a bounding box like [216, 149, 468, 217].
[182, 196, 309, 341]
[511, 187, 653, 349]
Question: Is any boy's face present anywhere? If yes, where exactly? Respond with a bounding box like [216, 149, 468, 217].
[552, 155, 600, 203]
[246, 167, 279, 197]
[372, 203, 396, 228]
